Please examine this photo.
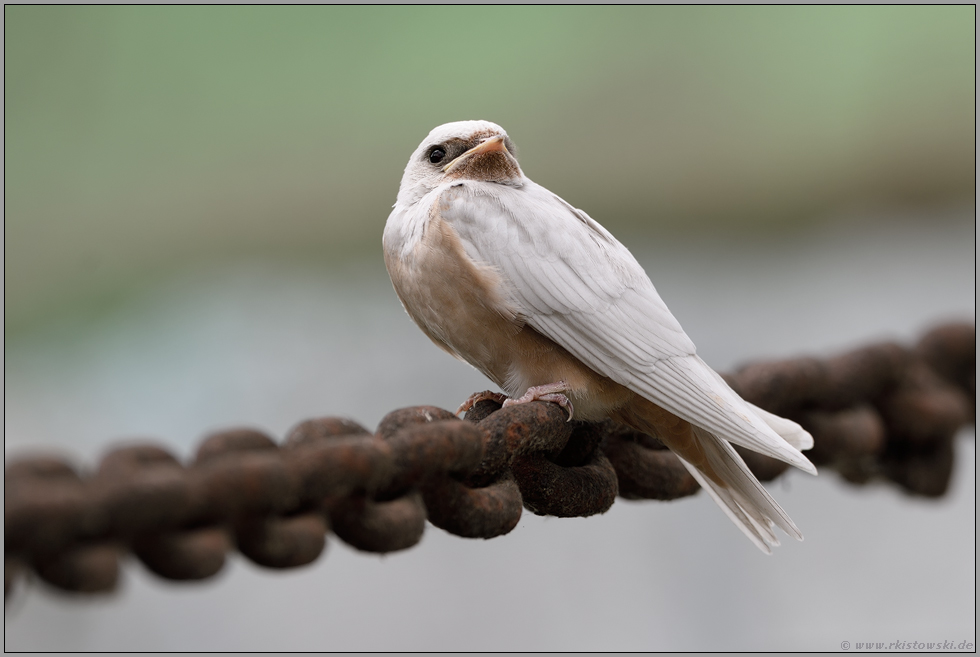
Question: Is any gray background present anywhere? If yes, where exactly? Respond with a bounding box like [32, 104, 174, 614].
[5, 6, 976, 650]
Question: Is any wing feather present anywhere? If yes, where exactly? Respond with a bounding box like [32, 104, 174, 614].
[440, 180, 814, 473]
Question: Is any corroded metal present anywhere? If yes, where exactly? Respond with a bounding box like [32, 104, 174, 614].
[4, 322, 974, 598]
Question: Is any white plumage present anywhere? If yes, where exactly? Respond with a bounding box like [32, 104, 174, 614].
[384, 120, 817, 553]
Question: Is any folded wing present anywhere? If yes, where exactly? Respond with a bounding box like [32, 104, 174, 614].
[440, 180, 815, 474]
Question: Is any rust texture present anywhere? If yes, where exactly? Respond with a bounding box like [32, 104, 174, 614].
[4, 322, 974, 598]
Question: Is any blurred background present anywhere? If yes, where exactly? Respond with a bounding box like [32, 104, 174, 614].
[4, 5, 975, 650]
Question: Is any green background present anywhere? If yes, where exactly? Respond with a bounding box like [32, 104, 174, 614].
[5, 6, 975, 331]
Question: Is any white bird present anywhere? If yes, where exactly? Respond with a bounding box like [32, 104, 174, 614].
[383, 120, 816, 553]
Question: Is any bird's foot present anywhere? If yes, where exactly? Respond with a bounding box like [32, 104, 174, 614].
[456, 390, 509, 417]
[502, 381, 574, 421]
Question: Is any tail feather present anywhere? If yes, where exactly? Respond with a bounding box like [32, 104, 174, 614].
[614, 394, 807, 553]
[679, 460, 778, 554]
[683, 426, 803, 553]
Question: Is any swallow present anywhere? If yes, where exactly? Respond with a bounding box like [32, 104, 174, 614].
[383, 120, 816, 553]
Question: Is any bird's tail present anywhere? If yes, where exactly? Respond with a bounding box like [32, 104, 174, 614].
[613, 396, 806, 554]
[680, 426, 800, 553]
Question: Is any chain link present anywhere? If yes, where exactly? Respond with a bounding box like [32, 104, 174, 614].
[5, 322, 974, 598]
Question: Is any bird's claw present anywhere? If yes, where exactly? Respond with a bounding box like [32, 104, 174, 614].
[456, 391, 508, 417]
[501, 381, 575, 421]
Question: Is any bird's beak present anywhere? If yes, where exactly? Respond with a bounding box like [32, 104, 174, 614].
[443, 136, 509, 173]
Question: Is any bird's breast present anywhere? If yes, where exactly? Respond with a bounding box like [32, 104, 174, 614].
[383, 197, 524, 387]
[383, 193, 632, 420]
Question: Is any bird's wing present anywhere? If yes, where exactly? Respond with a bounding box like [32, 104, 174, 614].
[440, 180, 815, 472]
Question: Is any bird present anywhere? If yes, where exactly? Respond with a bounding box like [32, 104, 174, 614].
[382, 120, 817, 553]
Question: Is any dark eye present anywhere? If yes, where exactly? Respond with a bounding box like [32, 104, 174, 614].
[428, 147, 446, 164]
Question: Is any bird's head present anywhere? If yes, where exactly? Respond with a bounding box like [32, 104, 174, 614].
[396, 120, 524, 205]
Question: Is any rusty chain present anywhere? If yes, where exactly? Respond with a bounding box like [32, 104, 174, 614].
[4, 322, 974, 598]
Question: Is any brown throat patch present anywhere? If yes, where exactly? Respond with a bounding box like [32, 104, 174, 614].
[445, 151, 522, 184]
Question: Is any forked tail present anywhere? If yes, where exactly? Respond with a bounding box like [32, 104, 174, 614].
[613, 395, 811, 554]
[681, 426, 801, 553]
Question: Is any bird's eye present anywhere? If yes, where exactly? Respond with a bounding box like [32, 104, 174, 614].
[428, 147, 446, 164]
